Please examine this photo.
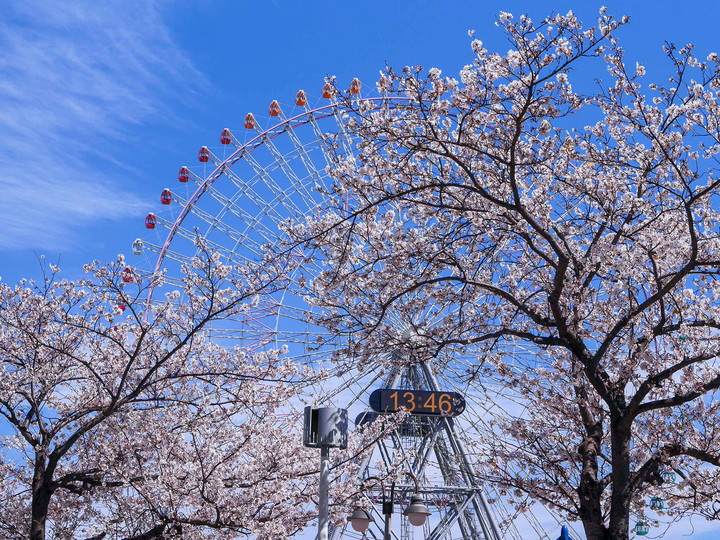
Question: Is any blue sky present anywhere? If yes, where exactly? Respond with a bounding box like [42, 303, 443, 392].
[2, 1, 720, 538]
[4, 0, 720, 284]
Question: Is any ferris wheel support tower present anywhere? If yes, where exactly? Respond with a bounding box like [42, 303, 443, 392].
[331, 359, 504, 540]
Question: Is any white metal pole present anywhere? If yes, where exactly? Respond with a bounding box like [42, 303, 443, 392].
[318, 446, 330, 540]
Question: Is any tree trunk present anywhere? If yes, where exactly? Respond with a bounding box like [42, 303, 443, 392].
[576, 400, 608, 540]
[608, 420, 632, 540]
[578, 430, 608, 540]
[30, 453, 53, 540]
[580, 519, 609, 540]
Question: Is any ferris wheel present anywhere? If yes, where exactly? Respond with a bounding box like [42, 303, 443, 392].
[130, 79, 572, 540]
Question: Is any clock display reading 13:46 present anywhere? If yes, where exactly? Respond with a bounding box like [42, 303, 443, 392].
[369, 389, 466, 417]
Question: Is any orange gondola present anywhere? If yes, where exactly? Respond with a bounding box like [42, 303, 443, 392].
[295, 90, 307, 106]
[244, 113, 256, 129]
[378, 75, 390, 91]
[349, 78, 361, 94]
[322, 82, 334, 99]
[269, 100, 281, 117]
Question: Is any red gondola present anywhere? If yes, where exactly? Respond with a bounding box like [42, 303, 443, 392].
[322, 82, 333, 99]
[198, 146, 210, 163]
[244, 113, 256, 129]
[160, 189, 172, 205]
[269, 100, 281, 117]
[295, 90, 307, 106]
[121, 267, 135, 283]
[220, 128, 232, 145]
[145, 213, 157, 229]
[178, 166, 190, 183]
[349, 78, 361, 94]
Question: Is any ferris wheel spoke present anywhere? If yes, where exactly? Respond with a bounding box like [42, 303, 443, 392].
[331, 107, 361, 163]
[181, 197, 278, 261]
[240, 149, 315, 220]
[179, 174, 279, 245]
[156, 247, 192, 266]
[249, 120, 314, 204]
[278, 119, 332, 202]
[304, 110, 355, 178]
[254, 112, 331, 207]
[214, 160, 310, 238]
[160, 214, 239, 261]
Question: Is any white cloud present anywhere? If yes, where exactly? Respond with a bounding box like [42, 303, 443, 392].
[0, 1, 203, 250]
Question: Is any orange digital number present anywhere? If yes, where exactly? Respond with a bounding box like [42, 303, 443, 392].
[438, 393, 452, 414]
[403, 391, 416, 412]
[423, 393, 437, 413]
[389, 391, 399, 411]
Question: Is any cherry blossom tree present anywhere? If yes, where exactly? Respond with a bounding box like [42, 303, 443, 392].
[0, 250, 337, 539]
[283, 10, 720, 540]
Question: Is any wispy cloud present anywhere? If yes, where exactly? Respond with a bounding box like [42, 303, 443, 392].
[0, 1, 203, 250]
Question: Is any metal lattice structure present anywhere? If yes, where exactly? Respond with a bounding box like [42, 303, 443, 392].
[330, 360, 503, 540]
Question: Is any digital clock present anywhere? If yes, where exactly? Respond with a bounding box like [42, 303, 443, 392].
[369, 388, 465, 417]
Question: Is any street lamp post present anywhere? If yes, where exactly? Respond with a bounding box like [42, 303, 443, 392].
[348, 472, 431, 540]
[302, 407, 348, 540]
